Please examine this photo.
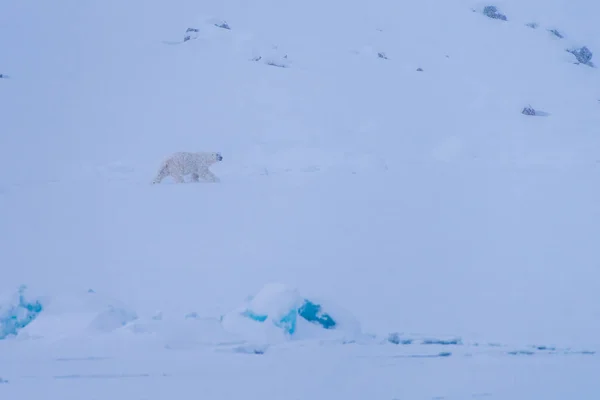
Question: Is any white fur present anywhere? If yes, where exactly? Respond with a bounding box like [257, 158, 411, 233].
[152, 151, 223, 184]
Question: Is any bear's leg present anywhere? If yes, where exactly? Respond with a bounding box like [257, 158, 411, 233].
[198, 168, 220, 183]
[171, 172, 185, 183]
[152, 165, 169, 184]
[191, 172, 200, 182]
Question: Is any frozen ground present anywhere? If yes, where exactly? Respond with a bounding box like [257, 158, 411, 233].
[1, 0, 600, 399]
[0, 335, 597, 400]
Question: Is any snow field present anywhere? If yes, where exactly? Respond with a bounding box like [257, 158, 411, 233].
[2, 0, 600, 398]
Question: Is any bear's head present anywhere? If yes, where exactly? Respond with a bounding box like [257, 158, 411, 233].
[213, 152, 223, 162]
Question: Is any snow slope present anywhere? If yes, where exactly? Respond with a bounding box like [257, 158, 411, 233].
[1, 0, 600, 398]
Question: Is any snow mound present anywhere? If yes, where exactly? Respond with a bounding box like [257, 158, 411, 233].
[125, 313, 245, 350]
[12, 289, 137, 341]
[0, 284, 359, 349]
[87, 305, 138, 333]
[124, 283, 360, 354]
[221, 283, 362, 344]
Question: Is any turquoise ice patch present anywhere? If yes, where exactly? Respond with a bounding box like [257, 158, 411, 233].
[0, 285, 43, 340]
[273, 308, 298, 335]
[298, 300, 336, 329]
[241, 308, 298, 335]
[240, 309, 268, 322]
[239, 298, 336, 335]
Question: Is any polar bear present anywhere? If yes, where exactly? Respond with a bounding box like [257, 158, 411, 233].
[152, 151, 223, 184]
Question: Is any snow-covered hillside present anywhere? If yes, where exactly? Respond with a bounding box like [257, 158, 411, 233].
[1, 0, 599, 398]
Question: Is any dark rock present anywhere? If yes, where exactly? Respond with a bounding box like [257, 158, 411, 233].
[387, 332, 413, 345]
[548, 29, 564, 38]
[526, 22, 539, 29]
[214, 22, 231, 30]
[567, 46, 593, 64]
[522, 106, 536, 116]
[377, 52, 388, 60]
[416, 67, 423, 72]
[265, 60, 288, 68]
[483, 6, 507, 21]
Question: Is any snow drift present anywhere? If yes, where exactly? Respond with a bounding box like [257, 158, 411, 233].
[221, 283, 362, 343]
[0, 287, 137, 342]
